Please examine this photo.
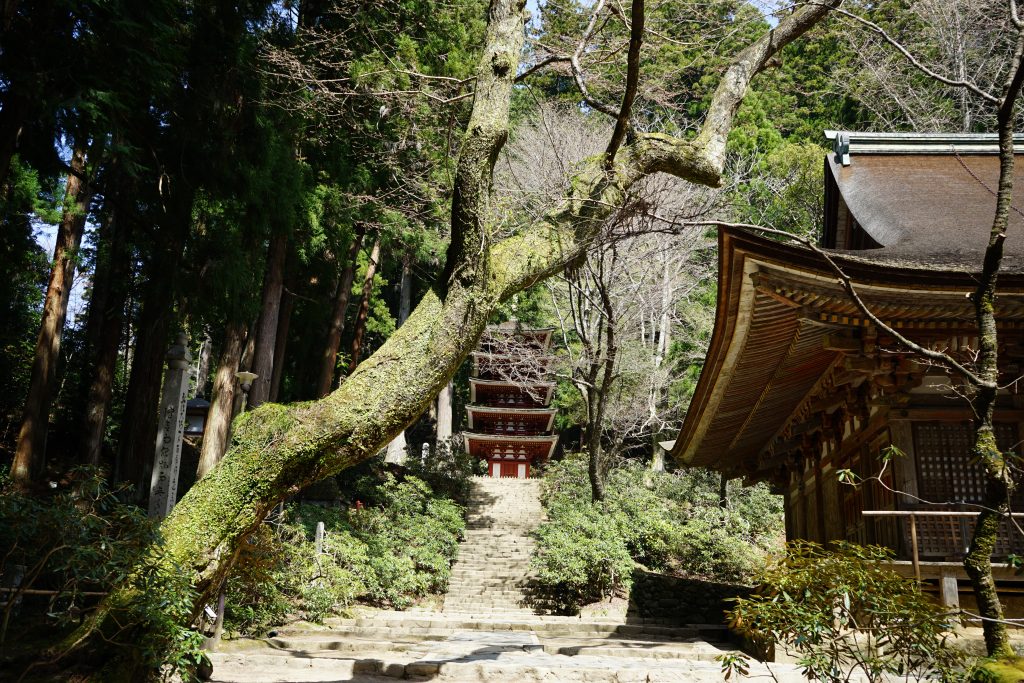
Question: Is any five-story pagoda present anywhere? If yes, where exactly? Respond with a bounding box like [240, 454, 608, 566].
[463, 323, 558, 478]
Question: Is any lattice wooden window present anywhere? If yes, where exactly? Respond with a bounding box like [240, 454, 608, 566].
[913, 421, 1020, 506]
[841, 450, 866, 543]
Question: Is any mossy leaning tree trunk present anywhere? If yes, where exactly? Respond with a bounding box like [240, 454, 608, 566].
[54, 0, 838, 676]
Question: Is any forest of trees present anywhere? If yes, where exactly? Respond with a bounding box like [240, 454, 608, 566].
[5, 0, 1010, 496]
[2, 0, 1023, 677]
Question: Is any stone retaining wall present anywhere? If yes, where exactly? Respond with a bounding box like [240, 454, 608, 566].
[629, 569, 753, 625]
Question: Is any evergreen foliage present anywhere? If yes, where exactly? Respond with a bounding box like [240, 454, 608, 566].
[224, 473, 465, 634]
[725, 541, 969, 682]
[0, 466, 206, 676]
[529, 455, 783, 614]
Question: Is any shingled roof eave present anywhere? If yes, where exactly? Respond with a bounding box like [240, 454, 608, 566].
[669, 227, 1024, 474]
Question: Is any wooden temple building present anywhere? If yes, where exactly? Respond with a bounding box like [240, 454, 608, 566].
[463, 324, 558, 478]
[672, 131, 1024, 610]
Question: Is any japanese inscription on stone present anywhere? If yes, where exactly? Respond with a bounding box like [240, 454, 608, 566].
[149, 333, 192, 519]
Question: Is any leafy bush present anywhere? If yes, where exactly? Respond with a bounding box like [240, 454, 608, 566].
[725, 541, 966, 682]
[530, 455, 784, 613]
[0, 466, 206, 677]
[530, 500, 634, 613]
[225, 473, 464, 634]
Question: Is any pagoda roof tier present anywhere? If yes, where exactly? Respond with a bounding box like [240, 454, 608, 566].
[671, 227, 1024, 481]
[469, 378, 555, 408]
[463, 433, 559, 461]
[479, 326, 555, 353]
[466, 405, 557, 434]
[470, 351, 554, 380]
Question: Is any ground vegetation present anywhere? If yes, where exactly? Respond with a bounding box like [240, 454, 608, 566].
[3, 0, 1022, 675]
[529, 454, 782, 614]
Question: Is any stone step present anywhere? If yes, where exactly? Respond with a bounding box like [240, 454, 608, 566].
[454, 548, 535, 554]
[260, 634, 731, 663]
[451, 560, 534, 565]
[444, 590, 530, 597]
[442, 602, 530, 609]
[443, 476, 548, 620]
[448, 574, 532, 580]
[314, 618, 715, 640]
[207, 645, 807, 682]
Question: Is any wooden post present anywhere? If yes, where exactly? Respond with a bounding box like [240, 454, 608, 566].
[939, 572, 960, 610]
[315, 521, 325, 555]
[909, 513, 921, 582]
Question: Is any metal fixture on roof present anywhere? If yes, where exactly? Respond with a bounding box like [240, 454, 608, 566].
[825, 130, 1024, 159]
[833, 132, 851, 166]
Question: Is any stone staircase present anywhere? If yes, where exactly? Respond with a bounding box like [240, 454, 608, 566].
[206, 611, 812, 682]
[204, 475, 812, 681]
[442, 475, 544, 616]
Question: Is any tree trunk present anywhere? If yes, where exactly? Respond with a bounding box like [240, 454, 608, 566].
[587, 424, 605, 502]
[650, 440, 664, 472]
[248, 234, 288, 409]
[11, 143, 92, 486]
[385, 254, 414, 464]
[436, 381, 453, 452]
[115, 287, 173, 500]
[232, 322, 256, 416]
[347, 234, 382, 373]
[194, 332, 212, 398]
[81, 205, 130, 467]
[115, 190, 193, 501]
[48, 1, 835, 673]
[650, 249, 673, 467]
[315, 227, 364, 397]
[962, 55, 1024, 656]
[268, 287, 295, 403]
[197, 321, 246, 479]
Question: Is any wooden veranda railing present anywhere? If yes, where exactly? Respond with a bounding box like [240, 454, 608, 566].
[862, 510, 1024, 581]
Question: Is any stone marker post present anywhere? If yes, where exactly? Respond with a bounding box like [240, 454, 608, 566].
[315, 521, 325, 555]
[149, 333, 192, 519]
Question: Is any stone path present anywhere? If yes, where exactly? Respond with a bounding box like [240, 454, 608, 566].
[442, 476, 544, 616]
[205, 477, 808, 681]
[206, 611, 806, 681]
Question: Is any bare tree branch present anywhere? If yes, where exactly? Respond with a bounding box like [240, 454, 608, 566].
[570, 0, 621, 118]
[515, 55, 570, 82]
[604, 0, 644, 165]
[999, 30, 1024, 121]
[833, 6, 1001, 104]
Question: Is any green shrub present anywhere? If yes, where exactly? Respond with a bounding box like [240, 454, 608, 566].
[0, 467, 206, 677]
[671, 507, 762, 581]
[225, 473, 464, 634]
[530, 455, 785, 614]
[530, 500, 634, 613]
[725, 541, 966, 682]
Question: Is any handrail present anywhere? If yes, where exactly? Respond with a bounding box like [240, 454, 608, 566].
[861, 510, 1024, 581]
[862, 510, 1024, 517]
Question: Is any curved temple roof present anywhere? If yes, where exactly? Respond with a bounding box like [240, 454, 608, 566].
[824, 138, 1024, 272]
[670, 228, 1024, 477]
